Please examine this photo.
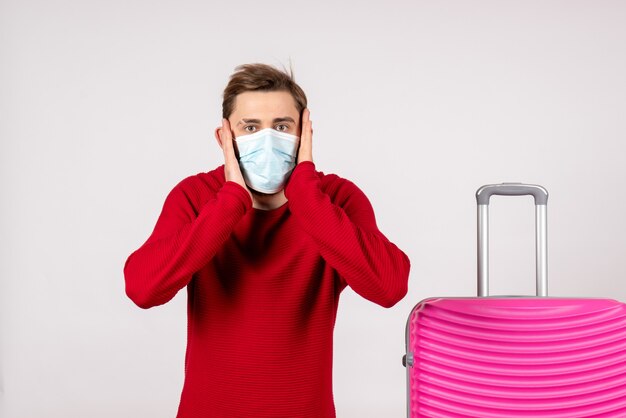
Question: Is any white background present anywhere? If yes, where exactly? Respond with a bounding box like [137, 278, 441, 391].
[2, 1, 626, 417]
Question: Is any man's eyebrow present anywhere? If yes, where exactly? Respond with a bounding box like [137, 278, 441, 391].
[236, 117, 296, 126]
[237, 118, 262, 126]
[273, 117, 296, 123]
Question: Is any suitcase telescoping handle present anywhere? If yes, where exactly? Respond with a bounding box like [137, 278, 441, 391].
[476, 183, 549, 297]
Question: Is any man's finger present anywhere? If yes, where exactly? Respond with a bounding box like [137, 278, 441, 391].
[298, 109, 313, 163]
[301, 109, 311, 139]
[221, 119, 236, 158]
[221, 118, 249, 194]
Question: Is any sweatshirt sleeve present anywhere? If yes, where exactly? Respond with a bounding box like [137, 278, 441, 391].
[284, 162, 410, 308]
[123, 179, 252, 309]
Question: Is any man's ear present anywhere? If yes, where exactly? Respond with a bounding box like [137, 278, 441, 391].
[214, 127, 224, 149]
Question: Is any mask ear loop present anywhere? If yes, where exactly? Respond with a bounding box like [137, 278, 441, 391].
[295, 137, 302, 160]
[231, 134, 239, 158]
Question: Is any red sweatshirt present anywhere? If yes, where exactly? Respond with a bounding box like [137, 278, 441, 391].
[124, 161, 410, 418]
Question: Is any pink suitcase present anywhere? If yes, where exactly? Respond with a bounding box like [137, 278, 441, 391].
[403, 184, 626, 417]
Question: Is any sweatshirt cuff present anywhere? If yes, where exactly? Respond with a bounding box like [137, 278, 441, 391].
[220, 181, 253, 212]
[285, 161, 316, 199]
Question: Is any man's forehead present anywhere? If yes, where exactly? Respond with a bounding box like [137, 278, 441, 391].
[231, 91, 299, 117]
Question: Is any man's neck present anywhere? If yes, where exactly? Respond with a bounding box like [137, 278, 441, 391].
[251, 189, 287, 210]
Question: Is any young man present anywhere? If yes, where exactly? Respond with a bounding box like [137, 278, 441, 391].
[124, 63, 410, 418]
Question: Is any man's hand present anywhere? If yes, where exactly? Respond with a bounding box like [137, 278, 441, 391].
[297, 108, 313, 163]
[219, 119, 252, 199]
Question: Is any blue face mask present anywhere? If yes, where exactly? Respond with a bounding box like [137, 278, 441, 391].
[234, 128, 300, 194]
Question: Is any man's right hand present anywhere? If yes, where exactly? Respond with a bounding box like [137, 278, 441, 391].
[219, 119, 252, 200]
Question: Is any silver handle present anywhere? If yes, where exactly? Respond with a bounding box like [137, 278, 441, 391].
[476, 183, 548, 297]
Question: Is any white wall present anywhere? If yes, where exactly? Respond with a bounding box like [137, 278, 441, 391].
[1, 1, 626, 417]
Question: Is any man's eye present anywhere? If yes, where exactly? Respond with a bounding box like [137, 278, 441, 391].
[275, 124, 288, 132]
[244, 126, 256, 133]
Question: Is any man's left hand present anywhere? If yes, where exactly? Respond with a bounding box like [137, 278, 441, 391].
[297, 108, 313, 164]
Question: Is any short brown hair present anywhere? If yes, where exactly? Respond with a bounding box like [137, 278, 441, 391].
[222, 63, 308, 119]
